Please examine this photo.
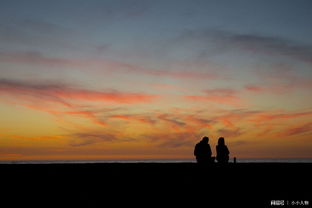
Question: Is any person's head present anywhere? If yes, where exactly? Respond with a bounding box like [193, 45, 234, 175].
[202, 136, 209, 143]
[218, 137, 225, 145]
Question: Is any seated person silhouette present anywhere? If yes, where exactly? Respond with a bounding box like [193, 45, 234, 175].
[216, 137, 230, 164]
[194, 136, 214, 164]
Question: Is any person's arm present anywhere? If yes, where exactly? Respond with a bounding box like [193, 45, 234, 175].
[226, 146, 230, 155]
[208, 145, 212, 157]
[194, 144, 198, 156]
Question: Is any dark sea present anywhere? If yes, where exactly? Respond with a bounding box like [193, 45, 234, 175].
[1, 158, 312, 164]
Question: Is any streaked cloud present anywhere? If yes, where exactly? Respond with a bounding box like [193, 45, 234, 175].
[183, 115, 214, 129]
[0, 78, 158, 104]
[281, 123, 312, 137]
[0, 51, 75, 66]
[0, 78, 157, 129]
[185, 88, 242, 106]
[0, 50, 220, 80]
[63, 110, 108, 127]
[250, 111, 312, 123]
[176, 29, 312, 64]
[70, 131, 136, 146]
[146, 132, 197, 148]
[217, 128, 244, 138]
[69, 133, 117, 146]
[157, 113, 186, 128]
[1, 1, 311, 159]
[110, 114, 156, 125]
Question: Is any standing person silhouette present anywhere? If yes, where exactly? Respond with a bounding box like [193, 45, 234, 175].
[194, 136, 212, 164]
[216, 137, 230, 164]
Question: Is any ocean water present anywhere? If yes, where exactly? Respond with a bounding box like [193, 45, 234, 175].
[0, 158, 312, 164]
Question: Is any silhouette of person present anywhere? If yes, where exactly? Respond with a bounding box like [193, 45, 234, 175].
[194, 136, 213, 164]
[216, 137, 230, 164]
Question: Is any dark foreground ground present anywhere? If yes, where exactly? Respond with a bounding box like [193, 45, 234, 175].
[1, 163, 311, 208]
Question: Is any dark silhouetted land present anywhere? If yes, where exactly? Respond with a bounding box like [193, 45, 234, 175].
[1, 163, 311, 207]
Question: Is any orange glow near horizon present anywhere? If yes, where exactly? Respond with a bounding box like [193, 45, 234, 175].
[1, 95, 312, 161]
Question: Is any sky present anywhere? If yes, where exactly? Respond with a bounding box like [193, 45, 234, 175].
[0, 0, 312, 160]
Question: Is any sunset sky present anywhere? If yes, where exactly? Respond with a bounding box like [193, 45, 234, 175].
[1, 0, 312, 160]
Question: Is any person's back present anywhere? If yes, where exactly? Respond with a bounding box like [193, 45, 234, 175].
[194, 136, 212, 164]
[216, 137, 229, 164]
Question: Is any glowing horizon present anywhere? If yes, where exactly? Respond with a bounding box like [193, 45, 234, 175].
[1, 0, 312, 160]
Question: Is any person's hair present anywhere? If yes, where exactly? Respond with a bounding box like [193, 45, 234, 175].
[218, 137, 225, 145]
[202, 136, 209, 143]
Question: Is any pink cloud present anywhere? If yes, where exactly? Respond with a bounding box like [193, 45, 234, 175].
[204, 88, 237, 96]
[0, 79, 158, 128]
[185, 88, 242, 105]
[0, 51, 221, 80]
[245, 85, 266, 93]
[0, 79, 158, 104]
[245, 67, 312, 94]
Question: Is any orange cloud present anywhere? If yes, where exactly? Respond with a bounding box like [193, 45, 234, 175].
[69, 132, 117, 146]
[145, 131, 197, 148]
[184, 115, 214, 129]
[210, 110, 261, 128]
[0, 154, 22, 157]
[250, 111, 312, 123]
[157, 113, 186, 129]
[64, 111, 107, 127]
[69, 131, 136, 146]
[217, 128, 243, 137]
[279, 122, 312, 137]
[110, 114, 155, 125]
[16, 104, 107, 130]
